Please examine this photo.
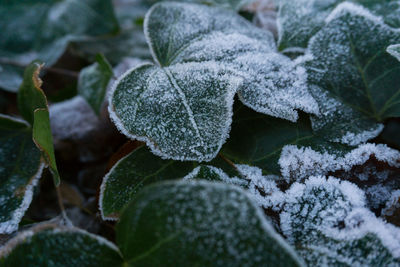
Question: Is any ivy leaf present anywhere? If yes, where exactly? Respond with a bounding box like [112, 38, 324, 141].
[0, 0, 119, 92]
[221, 103, 351, 176]
[277, 0, 400, 50]
[99, 145, 243, 220]
[144, 2, 318, 121]
[116, 180, 305, 266]
[0, 224, 123, 266]
[306, 3, 400, 144]
[388, 44, 400, 61]
[110, 2, 318, 161]
[110, 62, 239, 161]
[0, 115, 43, 234]
[78, 54, 113, 115]
[18, 62, 60, 186]
[280, 176, 400, 265]
[99, 145, 195, 221]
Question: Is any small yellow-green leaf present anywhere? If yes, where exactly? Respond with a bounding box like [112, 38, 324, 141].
[33, 108, 60, 186]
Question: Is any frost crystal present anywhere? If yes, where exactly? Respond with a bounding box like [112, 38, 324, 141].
[279, 143, 400, 182]
[281, 176, 400, 266]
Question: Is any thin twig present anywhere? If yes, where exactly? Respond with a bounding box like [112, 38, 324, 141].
[0, 57, 79, 78]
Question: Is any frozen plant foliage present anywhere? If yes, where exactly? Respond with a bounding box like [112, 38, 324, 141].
[279, 143, 400, 182]
[109, 2, 320, 161]
[305, 2, 400, 140]
[277, 0, 400, 49]
[183, 165, 247, 187]
[280, 176, 400, 266]
[0, 115, 44, 234]
[117, 180, 305, 266]
[110, 62, 240, 161]
[235, 164, 284, 209]
[0, 225, 123, 266]
[387, 44, 400, 61]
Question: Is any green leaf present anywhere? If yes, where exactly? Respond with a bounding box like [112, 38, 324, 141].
[0, 114, 43, 234]
[306, 3, 400, 144]
[0, 0, 119, 92]
[145, 0, 255, 11]
[33, 109, 60, 186]
[116, 180, 305, 266]
[110, 62, 239, 161]
[110, 2, 318, 161]
[99, 146, 195, 220]
[388, 44, 400, 61]
[277, 0, 400, 49]
[221, 103, 351, 176]
[78, 54, 113, 115]
[280, 176, 400, 266]
[99, 144, 244, 220]
[17, 62, 60, 185]
[0, 224, 123, 266]
[17, 62, 48, 125]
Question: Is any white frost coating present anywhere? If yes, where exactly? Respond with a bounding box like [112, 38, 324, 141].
[332, 124, 384, 146]
[0, 225, 121, 258]
[387, 44, 400, 61]
[325, 2, 384, 24]
[49, 96, 99, 141]
[0, 163, 45, 234]
[280, 176, 400, 262]
[108, 62, 241, 162]
[182, 165, 247, 187]
[279, 143, 400, 182]
[235, 164, 284, 209]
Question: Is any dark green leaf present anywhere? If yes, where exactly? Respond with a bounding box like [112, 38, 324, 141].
[99, 146, 195, 220]
[306, 3, 400, 144]
[0, 224, 123, 266]
[277, 0, 400, 49]
[221, 104, 351, 176]
[78, 54, 113, 115]
[0, 115, 43, 234]
[117, 180, 305, 266]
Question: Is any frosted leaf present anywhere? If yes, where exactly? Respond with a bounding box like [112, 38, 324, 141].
[183, 165, 247, 187]
[0, 115, 44, 234]
[235, 164, 284, 209]
[306, 3, 400, 131]
[277, 0, 400, 49]
[281, 176, 400, 266]
[117, 180, 305, 266]
[332, 156, 400, 211]
[78, 54, 113, 115]
[144, 2, 318, 121]
[279, 143, 400, 182]
[308, 84, 383, 145]
[0, 0, 119, 92]
[382, 190, 400, 225]
[110, 62, 240, 161]
[0, 224, 123, 266]
[388, 44, 400, 61]
[99, 146, 194, 221]
[221, 103, 350, 175]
